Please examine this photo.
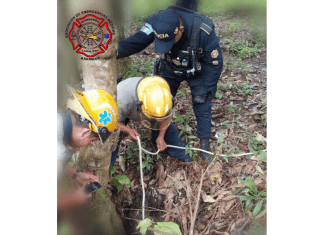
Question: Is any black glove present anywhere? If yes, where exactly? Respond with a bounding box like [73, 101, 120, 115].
[193, 94, 207, 104]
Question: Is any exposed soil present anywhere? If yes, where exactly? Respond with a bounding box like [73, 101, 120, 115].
[109, 12, 267, 235]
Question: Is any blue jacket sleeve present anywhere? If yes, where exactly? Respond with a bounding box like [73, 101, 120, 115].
[117, 23, 155, 59]
[196, 28, 223, 96]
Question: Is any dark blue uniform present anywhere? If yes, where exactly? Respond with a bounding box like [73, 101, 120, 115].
[118, 6, 223, 141]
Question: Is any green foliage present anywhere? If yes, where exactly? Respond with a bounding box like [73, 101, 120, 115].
[137, 153, 154, 173]
[174, 111, 198, 160]
[235, 81, 254, 95]
[124, 59, 154, 80]
[139, 59, 154, 75]
[96, 187, 106, 199]
[136, 127, 147, 140]
[215, 91, 223, 99]
[176, 87, 189, 98]
[250, 134, 264, 151]
[112, 175, 131, 193]
[131, 0, 175, 18]
[228, 39, 264, 58]
[216, 134, 229, 162]
[228, 105, 238, 113]
[222, 120, 233, 130]
[259, 151, 267, 162]
[137, 218, 153, 235]
[185, 138, 198, 159]
[126, 127, 160, 174]
[153, 222, 182, 235]
[127, 141, 140, 164]
[174, 110, 193, 137]
[58, 222, 73, 235]
[227, 20, 241, 31]
[253, 199, 265, 216]
[109, 166, 116, 176]
[217, 83, 230, 91]
[217, 134, 224, 144]
[124, 63, 142, 79]
[261, 113, 267, 120]
[223, 20, 242, 36]
[236, 174, 266, 217]
[222, 55, 248, 73]
[136, 219, 181, 235]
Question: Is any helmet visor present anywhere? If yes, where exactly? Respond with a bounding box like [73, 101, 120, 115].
[139, 107, 174, 130]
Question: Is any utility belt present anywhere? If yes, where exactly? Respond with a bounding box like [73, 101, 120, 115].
[154, 49, 202, 79]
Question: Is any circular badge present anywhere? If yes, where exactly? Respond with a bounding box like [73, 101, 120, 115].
[211, 49, 219, 58]
[77, 23, 104, 50]
[67, 13, 114, 58]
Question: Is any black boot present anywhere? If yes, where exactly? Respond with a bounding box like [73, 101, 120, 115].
[200, 138, 212, 163]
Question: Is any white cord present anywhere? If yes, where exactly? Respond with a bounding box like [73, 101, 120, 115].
[136, 136, 145, 220]
[139, 143, 267, 158]
[135, 136, 267, 221]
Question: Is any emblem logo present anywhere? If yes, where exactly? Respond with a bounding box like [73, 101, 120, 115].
[67, 12, 114, 59]
[172, 59, 181, 66]
[98, 110, 112, 125]
[153, 29, 169, 39]
[212, 60, 219, 66]
[211, 49, 219, 58]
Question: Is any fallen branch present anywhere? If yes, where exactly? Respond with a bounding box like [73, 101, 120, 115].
[183, 170, 193, 229]
[190, 169, 204, 235]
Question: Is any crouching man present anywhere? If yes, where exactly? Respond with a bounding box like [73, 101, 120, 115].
[58, 87, 118, 212]
[110, 75, 192, 166]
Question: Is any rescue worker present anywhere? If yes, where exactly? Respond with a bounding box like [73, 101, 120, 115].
[117, 5, 223, 162]
[57, 87, 118, 211]
[110, 75, 192, 166]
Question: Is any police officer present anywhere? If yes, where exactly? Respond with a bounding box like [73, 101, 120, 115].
[117, 5, 223, 161]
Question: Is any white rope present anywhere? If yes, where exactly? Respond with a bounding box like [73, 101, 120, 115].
[139, 143, 267, 158]
[136, 136, 145, 221]
[135, 137, 267, 221]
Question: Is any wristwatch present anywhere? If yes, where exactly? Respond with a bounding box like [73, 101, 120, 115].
[72, 170, 79, 180]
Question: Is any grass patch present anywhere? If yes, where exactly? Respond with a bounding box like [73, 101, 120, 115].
[124, 57, 154, 80]
[226, 39, 264, 59]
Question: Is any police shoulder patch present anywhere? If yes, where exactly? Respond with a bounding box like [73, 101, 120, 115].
[140, 23, 153, 35]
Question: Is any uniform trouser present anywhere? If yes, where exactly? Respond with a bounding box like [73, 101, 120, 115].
[151, 122, 190, 162]
[110, 119, 189, 166]
[164, 77, 212, 139]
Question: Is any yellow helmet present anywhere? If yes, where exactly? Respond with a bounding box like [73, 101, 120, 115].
[67, 87, 118, 144]
[136, 76, 174, 130]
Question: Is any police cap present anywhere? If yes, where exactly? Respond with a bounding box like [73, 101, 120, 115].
[147, 9, 181, 54]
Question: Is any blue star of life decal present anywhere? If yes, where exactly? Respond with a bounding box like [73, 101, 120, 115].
[104, 33, 110, 39]
[98, 110, 112, 125]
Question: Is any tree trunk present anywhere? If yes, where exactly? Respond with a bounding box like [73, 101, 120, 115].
[58, 0, 130, 234]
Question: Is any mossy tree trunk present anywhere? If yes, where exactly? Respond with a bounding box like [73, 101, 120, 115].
[58, 0, 131, 234]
